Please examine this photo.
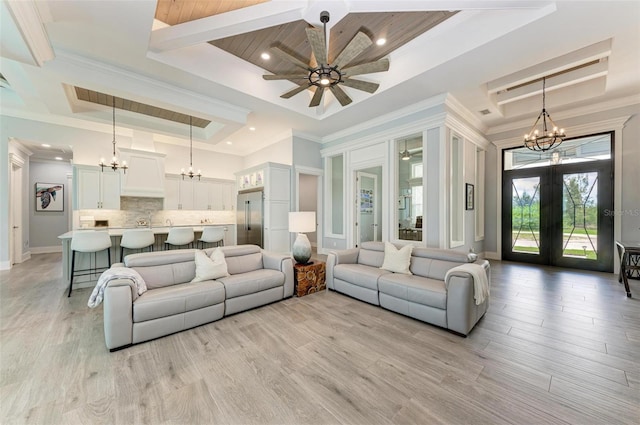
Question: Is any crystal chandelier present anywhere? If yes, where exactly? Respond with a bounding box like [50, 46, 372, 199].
[523, 77, 566, 152]
[99, 96, 128, 173]
[181, 116, 202, 180]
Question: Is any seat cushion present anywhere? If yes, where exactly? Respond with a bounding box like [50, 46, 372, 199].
[133, 281, 225, 322]
[333, 263, 391, 291]
[378, 274, 447, 309]
[218, 269, 284, 299]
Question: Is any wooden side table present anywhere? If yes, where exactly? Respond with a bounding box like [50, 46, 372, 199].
[294, 261, 326, 297]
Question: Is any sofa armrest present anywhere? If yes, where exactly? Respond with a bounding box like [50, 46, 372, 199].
[262, 251, 295, 298]
[104, 281, 134, 350]
[326, 248, 360, 290]
[445, 260, 490, 335]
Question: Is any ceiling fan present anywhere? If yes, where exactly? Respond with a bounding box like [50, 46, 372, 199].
[262, 11, 390, 107]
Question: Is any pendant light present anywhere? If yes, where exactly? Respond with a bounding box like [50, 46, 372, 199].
[99, 95, 128, 173]
[400, 139, 411, 161]
[181, 116, 202, 180]
[523, 77, 566, 152]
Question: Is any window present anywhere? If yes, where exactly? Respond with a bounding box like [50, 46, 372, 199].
[396, 134, 423, 241]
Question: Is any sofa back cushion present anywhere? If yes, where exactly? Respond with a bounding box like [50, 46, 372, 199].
[410, 247, 475, 280]
[358, 241, 385, 267]
[125, 249, 198, 289]
[215, 244, 263, 275]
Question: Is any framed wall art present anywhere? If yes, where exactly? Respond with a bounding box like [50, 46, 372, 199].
[465, 183, 474, 210]
[35, 182, 64, 212]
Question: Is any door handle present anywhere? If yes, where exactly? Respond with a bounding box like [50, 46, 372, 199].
[13, 226, 19, 229]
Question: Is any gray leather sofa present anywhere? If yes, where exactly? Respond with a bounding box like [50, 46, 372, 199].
[103, 245, 293, 350]
[326, 241, 490, 336]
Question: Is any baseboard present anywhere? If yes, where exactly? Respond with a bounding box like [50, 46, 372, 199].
[30, 246, 62, 254]
[0, 260, 10, 270]
[484, 251, 500, 260]
[21, 251, 31, 263]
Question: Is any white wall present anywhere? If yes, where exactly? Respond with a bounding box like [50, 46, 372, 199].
[29, 160, 72, 251]
[0, 132, 10, 268]
[243, 136, 292, 169]
[621, 113, 640, 240]
[155, 141, 242, 180]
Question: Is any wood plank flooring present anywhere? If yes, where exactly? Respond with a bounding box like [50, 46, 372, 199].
[1, 253, 639, 424]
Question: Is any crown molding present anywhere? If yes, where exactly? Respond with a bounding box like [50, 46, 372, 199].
[5, 0, 54, 66]
[487, 94, 640, 136]
[491, 115, 631, 149]
[55, 50, 251, 125]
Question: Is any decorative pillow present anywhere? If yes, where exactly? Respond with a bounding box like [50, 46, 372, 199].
[380, 242, 413, 274]
[191, 249, 229, 283]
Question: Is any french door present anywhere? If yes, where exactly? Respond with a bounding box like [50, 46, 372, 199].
[502, 134, 614, 272]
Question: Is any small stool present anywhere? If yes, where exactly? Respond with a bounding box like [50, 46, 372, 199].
[197, 226, 225, 249]
[69, 231, 112, 297]
[120, 229, 155, 262]
[164, 227, 194, 250]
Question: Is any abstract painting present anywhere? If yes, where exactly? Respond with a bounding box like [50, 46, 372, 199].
[35, 182, 64, 211]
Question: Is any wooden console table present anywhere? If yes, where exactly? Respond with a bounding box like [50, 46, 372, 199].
[615, 240, 640, 298]
[294, 261, 326, 297]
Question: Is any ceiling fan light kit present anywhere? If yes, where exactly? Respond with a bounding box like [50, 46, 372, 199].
[99, 95, 128, 173]
[263, 10, 390, 107]
[523, 77, 566, 152]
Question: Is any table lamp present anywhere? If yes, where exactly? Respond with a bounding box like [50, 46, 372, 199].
[289, 211, 316, 265]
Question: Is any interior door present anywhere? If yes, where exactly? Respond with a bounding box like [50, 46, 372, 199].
[356, 170, 379, 247]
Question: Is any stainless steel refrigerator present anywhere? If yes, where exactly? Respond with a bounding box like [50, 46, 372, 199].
[236, 190, 264, 247]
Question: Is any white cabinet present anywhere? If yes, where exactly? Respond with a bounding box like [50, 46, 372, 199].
[235, 162, 290, 253]
[118, 148, 165, 197]
[74, 165, 121, 210]
[164, 175, 195, 210]
[164, 176, 234, 211]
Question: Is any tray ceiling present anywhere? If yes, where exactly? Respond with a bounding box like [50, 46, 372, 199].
[155, 0, 271, 26]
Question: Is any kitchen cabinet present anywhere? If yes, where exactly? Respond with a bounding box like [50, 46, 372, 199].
[165, 176, 234, 211]
[164, 175, 194, 210]
[73, 165, 121, 210]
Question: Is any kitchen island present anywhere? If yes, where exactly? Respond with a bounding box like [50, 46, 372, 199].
[58, 225, 235, 290]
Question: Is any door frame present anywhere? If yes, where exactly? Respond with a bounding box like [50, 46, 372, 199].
[294, 166, 323, 254]
[9, 152, 25, 266]
[355, 170, 380, 247]
[501, 131, 615, 272]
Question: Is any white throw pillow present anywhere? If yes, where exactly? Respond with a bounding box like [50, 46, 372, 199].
[380, 242, 413, 274]
[191, 249, 229, 283]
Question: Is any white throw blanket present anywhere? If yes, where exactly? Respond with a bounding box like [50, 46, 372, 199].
[446, 263, 489, 305]
[88, 267, 147, 308]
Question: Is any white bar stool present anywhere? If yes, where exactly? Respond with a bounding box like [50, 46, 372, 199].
[120, 229, 155, 262]
[164, 227, 194, 250]
[69, 231, 112, 297]
[197, 226, 225, 249]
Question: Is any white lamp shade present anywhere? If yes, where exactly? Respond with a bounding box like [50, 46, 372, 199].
[289, 211, 316, 233]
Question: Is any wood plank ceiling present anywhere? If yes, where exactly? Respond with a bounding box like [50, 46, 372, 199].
[74, 87, 211, 128]
[153, 2, 457, 78]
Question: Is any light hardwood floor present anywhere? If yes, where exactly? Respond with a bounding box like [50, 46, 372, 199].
[1, 253, 639, 424]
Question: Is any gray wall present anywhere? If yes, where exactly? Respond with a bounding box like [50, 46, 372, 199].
[484, 144, 499, 254]
[621, 113, 640, 240]
[298, 173, 318, 244]
[425, 127, 442, 248]
[29, 160, 72, 250]
[0, 134, 9, 267]
[292, 136, 322, 169]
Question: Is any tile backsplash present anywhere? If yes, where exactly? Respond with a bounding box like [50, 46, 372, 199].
[74, 196, 235, 228]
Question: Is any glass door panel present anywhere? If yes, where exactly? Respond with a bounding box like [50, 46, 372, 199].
[512, 177, 541, 255]
[562, 172, 598, 260]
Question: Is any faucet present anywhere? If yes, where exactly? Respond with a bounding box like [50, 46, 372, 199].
[165, 219, 173, 227]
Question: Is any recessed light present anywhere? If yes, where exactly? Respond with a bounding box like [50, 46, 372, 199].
[41, 143, 51, 148]
[249, 127, 256, 131]
[226, 141, 232, 145]
[55, 157, 63, 160]
[376, 38, 386, 46]
[261, 52, 270, 60]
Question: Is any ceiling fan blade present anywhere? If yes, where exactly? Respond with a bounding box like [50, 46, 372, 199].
[333, 32, 372, 69]
[263, 74, 308, 80]
[269, 46, 310, 71]
[329, 85, 352, 106]
[341, 78, 380, 93]
[342, 58, 389, 77]
[309, 86, 325, 107]
[305, 27, 327, 66]
[281, 84, 311, 99]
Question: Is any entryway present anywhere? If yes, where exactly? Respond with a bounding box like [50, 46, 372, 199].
[355, 167, 382, 247]
[501, 132, 614, 272]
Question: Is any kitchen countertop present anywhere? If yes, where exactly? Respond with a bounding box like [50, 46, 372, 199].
[58, 224, 234, 239]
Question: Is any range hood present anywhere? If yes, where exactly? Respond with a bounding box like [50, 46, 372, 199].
[118, 147, 166, 198]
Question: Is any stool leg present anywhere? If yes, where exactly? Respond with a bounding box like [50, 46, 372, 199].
[107, 248, 111, 269]
[120, 246, 124, 263]
[68, 250, 76, 297]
